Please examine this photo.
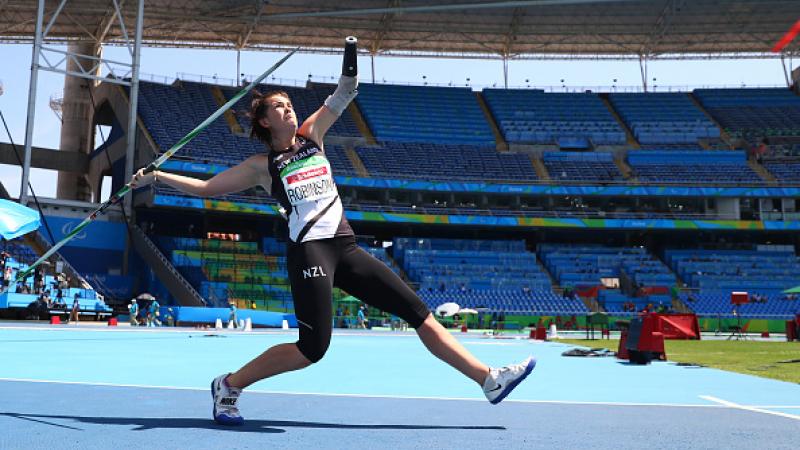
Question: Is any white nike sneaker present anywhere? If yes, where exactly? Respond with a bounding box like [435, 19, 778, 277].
[483, 356, 536, 404]
[211, 373, 244, 425]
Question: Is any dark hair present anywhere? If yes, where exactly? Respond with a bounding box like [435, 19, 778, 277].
[248, 89, 290, 145]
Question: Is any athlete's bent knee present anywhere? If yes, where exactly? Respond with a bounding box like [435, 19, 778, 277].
[297, 338, 331, 364]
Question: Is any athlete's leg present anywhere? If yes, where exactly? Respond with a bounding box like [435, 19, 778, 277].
[415, 313, 489, 385]
[227, 239, 337, 389]
[334, 240, 489, 385]
[226, 342, 311, 389]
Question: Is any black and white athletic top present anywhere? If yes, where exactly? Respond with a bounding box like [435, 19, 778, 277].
[267, 135, 353, 243]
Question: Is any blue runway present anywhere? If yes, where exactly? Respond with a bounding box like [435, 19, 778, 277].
[1, 325, 798, 449]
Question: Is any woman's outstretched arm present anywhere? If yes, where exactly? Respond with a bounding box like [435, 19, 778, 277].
[131, 154, 270, 197]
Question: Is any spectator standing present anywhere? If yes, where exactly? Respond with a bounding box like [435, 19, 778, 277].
[148, 298, 161, 327]
[229, 302, 239, 329]
[164, 308, 175, 327]
[128, 299, 140, 326]
[0, 250, 8, 277]
[357, 305, 367, 329]
[2, 266, 12, 289]
[68, 293, 80, 324]
[755, 138, 768, 163]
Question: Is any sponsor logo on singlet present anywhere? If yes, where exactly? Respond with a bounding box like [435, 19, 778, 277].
[280, 155, 337, 206]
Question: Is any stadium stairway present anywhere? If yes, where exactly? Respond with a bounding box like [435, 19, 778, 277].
[687, 92, 734, 146]
[671, 295, 692, 314]
[536, 256, 559, 289]
[531, 154, 550, 180]
[599, 93, 640, 148]
[22, 227, 93, 294]
[345, 146, 370, 177]
[747, 160, 778, 184]
[613, 154, 636, 180]
[384, 250, 413, 284]
[210, 86, 244, 135]
[130, 223, 206, 307]
[583, 296, 603, 312]
[347, 102, 377, 145]
[474, 92, 509, 151]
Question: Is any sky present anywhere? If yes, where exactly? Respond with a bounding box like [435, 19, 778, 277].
[0, 42, 795, 200]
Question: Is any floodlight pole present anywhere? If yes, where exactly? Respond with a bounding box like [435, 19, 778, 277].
[20, 0, 45, 204]
[502, 55, 509, 89]
[123, 0, 144, 216]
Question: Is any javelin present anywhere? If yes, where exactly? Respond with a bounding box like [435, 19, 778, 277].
[13, 47, 299, 284]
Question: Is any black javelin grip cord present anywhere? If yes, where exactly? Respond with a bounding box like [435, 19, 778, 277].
[343, 36, 358, 76]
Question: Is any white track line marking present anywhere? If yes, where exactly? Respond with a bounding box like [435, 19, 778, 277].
[0, 325, 419, 338]
[0, 377, 764, 409]
[700, 395, 800, 421]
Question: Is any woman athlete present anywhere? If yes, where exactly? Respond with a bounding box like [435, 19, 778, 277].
[131, 37, 535, 425]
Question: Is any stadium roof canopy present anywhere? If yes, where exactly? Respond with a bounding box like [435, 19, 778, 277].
[1, 0, 799, 60]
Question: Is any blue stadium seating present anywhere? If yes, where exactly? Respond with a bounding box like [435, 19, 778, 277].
[2, 239, 37, 266]
[664, 249, 800, 292]
[538, 244, 675, 288]
[394, 238, 587, 314]
[693, 88, 800, 141]
[627, 150, 762, 184]
[355, 83, 495, 145]
[543, 151, 623, 182]
[419, 289, 586, 315]
[763, 160, 800, 183]
[0, 250, 108, 312]
[219, 82, 361, 138]
[681, 291, 800, 319]
[664, 247, 800, 318]
[599, 290, 673, 316]
[608, 93, 720, 145]
[355, 141, 537, 181]
[482, 90, 625, 146]
[153, 184, 277, 206]
[136, 81, 356, 175]
[360, 245, 402, 277]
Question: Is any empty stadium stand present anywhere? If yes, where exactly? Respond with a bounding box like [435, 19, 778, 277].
[538, 244, 675, 290]
[542, 151, 624, 182]
[665, 248, 800, 318]
[355, 141, 537, 181]
[693, 88, 800, 144]
[763, 159, 800, 183]
[665, 248, 800, 292]
[355, 83, 495, 145]
[627, 150, 763, 184]
[137, 80, 357, 175]
[482, 90, 626, 147]
[681, 291, 800, 319]
[608, 93, 721, 145]
[394, 238, 586, 314]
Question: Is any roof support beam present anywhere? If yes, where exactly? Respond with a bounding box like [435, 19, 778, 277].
[237, 0, 267, 49]
[370, 0, 401, 54]
[257, 0, 645, 20]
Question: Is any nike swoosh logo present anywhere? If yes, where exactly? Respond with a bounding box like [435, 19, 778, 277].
[488, 384, 503, 392]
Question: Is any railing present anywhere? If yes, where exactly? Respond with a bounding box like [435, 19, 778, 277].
[27, 229, 92, 291]
[160, 156, 800, 188]
[122, 68, 788, 93]
[130, 224, 206, 307]
[344, 203, 742, 221]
